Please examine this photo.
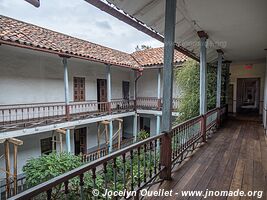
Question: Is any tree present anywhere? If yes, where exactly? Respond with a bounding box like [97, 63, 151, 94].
[174, 59, 217, 123]
[135, 45, 152, 51]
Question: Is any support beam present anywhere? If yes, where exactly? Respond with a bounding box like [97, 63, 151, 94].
[4, 140, 10, 197]
[63, 57, 71, 153]
[162, 0, 176, 132]
[198, 31, 208, 115]
[216, 49, 223, 127]
[157, 68, 161, 110]
[216, 49, 223, 108]
[133, 113, 138, 142]
[106, 64, 112, 113]
[156, 115, 161, 135]
[106, 64, 113, 152]
[223, 61, 231, 106]
[160, 0, 177, 181]
[13, 144, 18, 195]
[198, 31, 208, 143]
[264, 53, 267, 130]
[109, 120, 113, 153]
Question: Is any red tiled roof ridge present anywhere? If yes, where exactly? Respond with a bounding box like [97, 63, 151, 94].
[131, 46, 188, 67]
[0, 15, 132, 57]
[0, 15, 187, 68]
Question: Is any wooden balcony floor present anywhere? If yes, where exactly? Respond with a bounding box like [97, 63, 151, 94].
[146, 120, 267, 200]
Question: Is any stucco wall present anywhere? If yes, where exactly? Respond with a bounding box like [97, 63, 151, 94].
[0, 46, 133, 105]
[229, 62, 266, 114]
[0, 117, 133, 179]
[137, 69, 180, 98]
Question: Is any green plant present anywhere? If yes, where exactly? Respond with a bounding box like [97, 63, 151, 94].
[22, 147, 160, 199]
[174, 59, 217, 123]
[137, 130, 149, 140]
[23, 152, 82, 187]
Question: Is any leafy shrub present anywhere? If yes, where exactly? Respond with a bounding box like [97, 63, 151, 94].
[175, 59, 217, 123]
[137, 130, 149, 140]
[23, 152, 82, 187]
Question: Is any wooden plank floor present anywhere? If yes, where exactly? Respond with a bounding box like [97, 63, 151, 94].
[145, 120, 267, 200]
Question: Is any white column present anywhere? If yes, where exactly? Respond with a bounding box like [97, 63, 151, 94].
[157, 68, 161, 100]
[63, 57, 71, 153]
[263, 54, 267, 129]
[162, 0, 176, 132]
[216, 50, 223, 108]
[133, 70, 138, 141]
[133, 114, 138, 141]
[106, 64, 113, 152]
[198, 31, 208, 115]
[156, 68, 161, 135]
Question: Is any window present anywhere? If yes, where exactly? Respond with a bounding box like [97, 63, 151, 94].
[122, 81, 130, 100]
[40, 137, 56, 155]
[74, 77, 85, 102]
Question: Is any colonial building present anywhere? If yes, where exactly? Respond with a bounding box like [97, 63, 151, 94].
[0, 15, 186, 181]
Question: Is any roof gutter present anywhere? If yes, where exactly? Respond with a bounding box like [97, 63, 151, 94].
[84, 0, 200, 62]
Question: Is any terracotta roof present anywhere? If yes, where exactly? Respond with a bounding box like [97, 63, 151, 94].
[0, 15, 188, 68]
[131, 47, 188, 67]
[0, 15, 139, 68]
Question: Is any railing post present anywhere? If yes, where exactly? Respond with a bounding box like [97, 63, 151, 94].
[216, 107, 221, 128]
[65, 104, 70, 121]
[160, 131, 172, 180]
[201, 114, 207, 142]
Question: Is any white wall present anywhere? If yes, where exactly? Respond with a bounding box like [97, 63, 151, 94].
[0, 131, 66, 179]
[230, 62, 266, 114]
[0, 46, 133, 105]
[137, 69, 180, 98]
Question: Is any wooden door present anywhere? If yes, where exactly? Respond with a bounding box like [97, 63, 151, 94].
[228, 84, 234, 113]
[74, 77, 85, 102]
[97, 79, 107, 111]
[74, 127, 87, 155]
[122, 81, 130, 100]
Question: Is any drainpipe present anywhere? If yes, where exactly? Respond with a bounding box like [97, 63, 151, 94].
[133, 68, 143, 142]
[62, 57, 71, 153]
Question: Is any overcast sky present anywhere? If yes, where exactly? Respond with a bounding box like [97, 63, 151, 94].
[0, 0, 162, 53]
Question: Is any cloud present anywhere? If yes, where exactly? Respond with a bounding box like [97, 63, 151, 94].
[0, 0, 162, 53]
[95, 20, 112, 30]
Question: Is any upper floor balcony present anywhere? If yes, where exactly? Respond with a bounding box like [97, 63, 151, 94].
[0, 97, 180, 134]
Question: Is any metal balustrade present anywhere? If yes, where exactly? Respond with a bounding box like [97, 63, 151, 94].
[8, 105, 227, 200]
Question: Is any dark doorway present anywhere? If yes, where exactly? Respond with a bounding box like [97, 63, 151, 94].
[228, 84, 234, 113]
[122, 81, 130, 100]
[97, 79, 107, 111]
[140, 117, 150, 134]
[74, 127, 87, 155]
[236, 78, 260, 114]
[73, 77, 85, 102]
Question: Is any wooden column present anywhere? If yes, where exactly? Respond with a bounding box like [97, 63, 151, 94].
[160, 0, 177, 180]
[4, 140, 10, 197]
[197, 31, 208, 142]
[13, 144, 18, 195]
[63, 57, 71, 153]
[216, 49, 223, 127]
[106, 64, 112, 113]
[157, 68, 161, 110]
[263, 53, 267, 129]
